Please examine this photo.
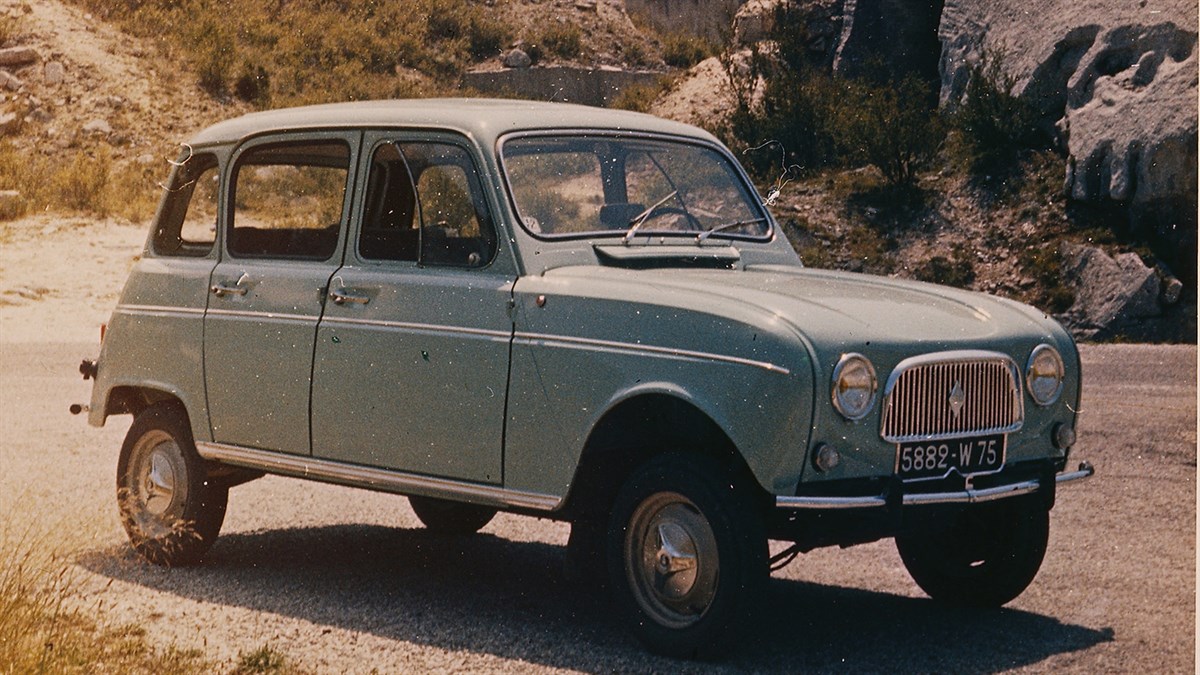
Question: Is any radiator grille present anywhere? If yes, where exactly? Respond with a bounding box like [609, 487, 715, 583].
[880, 353, 1023, 442]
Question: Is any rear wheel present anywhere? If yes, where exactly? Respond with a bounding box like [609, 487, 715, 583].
[607, 453, 766, 659]
[896, 495, 1049, 607]
[409, 495, 496, 534]
[117, 402, 227, 566]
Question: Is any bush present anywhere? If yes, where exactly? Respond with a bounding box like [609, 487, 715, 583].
[661, 33, 714, 68]
[954, 51, 1046, 171]
[724, 50, 842, 179]
[234, 63, 271, 106]
[612, 81, 665, 113]
[539, 23, 583, 60]
[832, 74, 944, 187]
[913, 246, 976, 287]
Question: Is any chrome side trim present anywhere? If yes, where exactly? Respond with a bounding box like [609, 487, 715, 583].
[322, 316, 511, 340]
[115, 304, 206, 317]
[775, 462, 1094, 510]
[774, 495, 888, 510]
[514, 332, 790, 375]
[195, 441, 562, 511]
[205, 308, 320, 322]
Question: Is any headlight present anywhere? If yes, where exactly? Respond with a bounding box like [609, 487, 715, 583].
[832, 353, 878, 420]
[1026, 344, 1064, 406]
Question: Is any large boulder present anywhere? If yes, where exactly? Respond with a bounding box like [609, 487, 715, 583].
[1058, 243, 1163, 339]
[938, 0, 1197, 219]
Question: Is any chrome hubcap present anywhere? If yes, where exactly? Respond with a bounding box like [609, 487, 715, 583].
[627, 493, 719, 628]
[143, 448, 178, 516]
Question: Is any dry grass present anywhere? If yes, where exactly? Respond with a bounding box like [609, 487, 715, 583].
[0, 523, 312, 673]
[0, 142, 161, 223]
[0, 525, 209, 673]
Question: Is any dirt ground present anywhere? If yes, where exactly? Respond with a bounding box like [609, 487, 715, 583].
[0, 216, 1194, 672]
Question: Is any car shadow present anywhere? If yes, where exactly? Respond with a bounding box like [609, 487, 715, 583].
[78, 524, 1112, 672]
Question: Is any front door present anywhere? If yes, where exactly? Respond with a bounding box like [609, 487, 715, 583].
[204, 134, 357, 456]
[311, 135, 512, 483]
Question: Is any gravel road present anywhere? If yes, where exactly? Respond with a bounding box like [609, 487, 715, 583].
[0, 341, 1194, 673]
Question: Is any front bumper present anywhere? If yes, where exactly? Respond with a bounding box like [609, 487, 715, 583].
[776, 461, 1094, 510]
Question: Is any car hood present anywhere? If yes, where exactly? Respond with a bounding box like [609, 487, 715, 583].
[544, 263, 1064, 360]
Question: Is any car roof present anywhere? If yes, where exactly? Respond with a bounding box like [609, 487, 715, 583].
[187, 98, 719, 148]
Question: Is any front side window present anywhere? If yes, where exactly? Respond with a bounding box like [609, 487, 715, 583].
[152, 152, 219, 256]
[501, 135, 769, 240]
[229, 140, 350, 260]
[359, 141, 496, 267]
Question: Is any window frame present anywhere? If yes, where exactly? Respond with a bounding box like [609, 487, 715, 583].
[224, 133, 356, 262]
[355, 135, 500, 269]
[497, 130, 774, 243]
[150, 151, 221, 258]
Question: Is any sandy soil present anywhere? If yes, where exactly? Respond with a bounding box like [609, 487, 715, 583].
[0, 215, 145, 343]
[0, 214, 1194, 672]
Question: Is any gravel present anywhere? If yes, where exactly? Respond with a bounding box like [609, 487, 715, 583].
[1, 342, 1193, 673]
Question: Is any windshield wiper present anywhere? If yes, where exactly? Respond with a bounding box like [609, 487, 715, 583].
[622, 190, 678, 244]
[695, 217, 768, 244]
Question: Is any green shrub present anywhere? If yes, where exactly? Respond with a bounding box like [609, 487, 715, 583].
[832, 74, 944, 187]
[1019, 243, 1074, 313]
[234, 63, 271, 106]
[661, 33, 714, 68]
[540, 23, 583, 60]
[612, 81, 664, 113]
[466, 13, 508, 60]
[954, 51, 1046, 171]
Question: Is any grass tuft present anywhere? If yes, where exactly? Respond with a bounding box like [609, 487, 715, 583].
[0, 525, 211, 673]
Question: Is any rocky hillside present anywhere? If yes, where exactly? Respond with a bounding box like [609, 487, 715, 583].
[0, 0, 1194, 341]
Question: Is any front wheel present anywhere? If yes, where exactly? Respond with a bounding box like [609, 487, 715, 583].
[408, 495, 496, 534]
[117, 402, 227, 566]
[896, 495, 1049, 607]
[607, 453, 767, 659]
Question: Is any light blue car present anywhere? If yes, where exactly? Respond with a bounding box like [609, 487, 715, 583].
[81, 99, 1093, 658]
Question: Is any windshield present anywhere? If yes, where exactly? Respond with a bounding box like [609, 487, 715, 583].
[500, 135, 771, 240]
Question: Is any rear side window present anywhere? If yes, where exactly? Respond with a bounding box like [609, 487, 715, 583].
[229, 141, 350, 260]
[359, 141, 496, 267]
[152, 153, 219, 257]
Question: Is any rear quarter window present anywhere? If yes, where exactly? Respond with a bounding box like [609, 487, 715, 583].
[151, 153, 219, 257]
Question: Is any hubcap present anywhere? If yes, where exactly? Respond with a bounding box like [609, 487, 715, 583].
[124, 430, 187, 533]
[626, 493, 719, 628]
[143, 448, 178, 516]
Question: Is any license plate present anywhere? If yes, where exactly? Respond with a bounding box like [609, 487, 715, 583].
[896, 434, 1006, 481]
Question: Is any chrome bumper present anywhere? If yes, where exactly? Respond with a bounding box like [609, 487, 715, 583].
[776, 462, 1095, 511]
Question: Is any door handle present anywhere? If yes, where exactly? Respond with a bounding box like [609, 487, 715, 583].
[210, 282, 248, 297]
[329, 288, 370, 305]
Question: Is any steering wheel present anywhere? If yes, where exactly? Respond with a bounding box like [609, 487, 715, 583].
[639, 205, 703, 231]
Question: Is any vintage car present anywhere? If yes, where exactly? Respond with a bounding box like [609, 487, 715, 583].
[79, 99, 1092, 658]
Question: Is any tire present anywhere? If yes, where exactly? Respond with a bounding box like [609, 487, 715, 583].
[409, 495, 496, 534]
[896, 495, 1049, 607]
[607, 453, 767, 660]
[116, 402, 227, 566]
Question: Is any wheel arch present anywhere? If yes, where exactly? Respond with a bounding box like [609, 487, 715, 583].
[99, 384, 210, 443]
[560, 391, 770, 521]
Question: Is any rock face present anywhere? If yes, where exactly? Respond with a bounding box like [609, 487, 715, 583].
[938, 0, 1197, 226]
[1058, 243, 1164, 339]
[625, 0, 743, 41]
[834, 0, 944, 80]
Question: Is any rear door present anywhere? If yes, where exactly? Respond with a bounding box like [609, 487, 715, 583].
[310, 132, 514, 483]
[204, 133, 358, 456]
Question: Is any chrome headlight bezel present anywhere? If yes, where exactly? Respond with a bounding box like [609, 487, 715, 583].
[831, 353, 878, 420]
[1025, 344, 1065, 406]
